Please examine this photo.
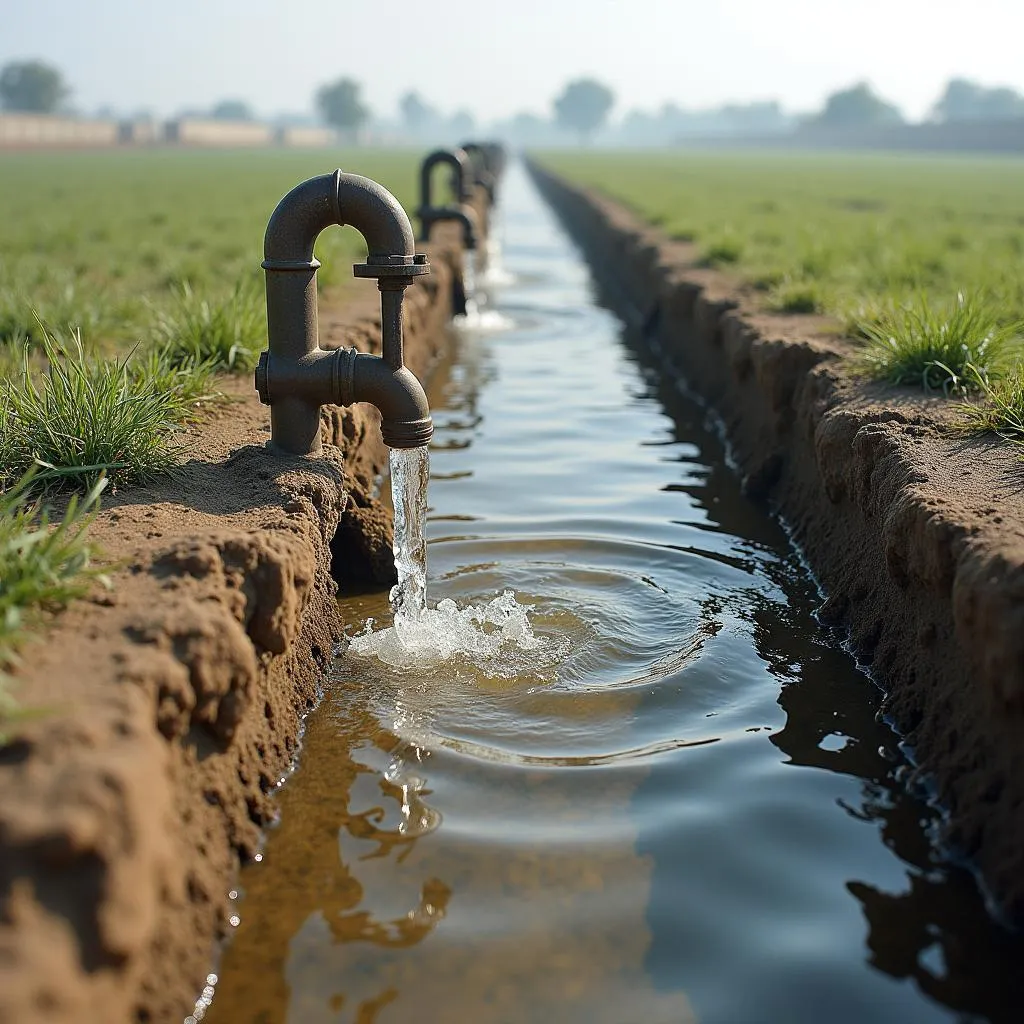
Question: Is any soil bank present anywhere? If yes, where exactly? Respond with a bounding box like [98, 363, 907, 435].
[526, 158, 1024, 925]
[0, 228, 467, 1023]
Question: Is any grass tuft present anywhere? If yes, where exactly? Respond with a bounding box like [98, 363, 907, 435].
[700, 238, 744, 267]
[1, 469, 106, 734]
[956, 365, 1024, 444]
[767, 278, 827, 314]
[150, 280, 263, 372]
[0, 324, 209, 493]
[852, 293, 1023, 394]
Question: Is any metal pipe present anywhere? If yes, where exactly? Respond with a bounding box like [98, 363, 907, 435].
[379, 282, 405, 370]
[458, 142, 496, 203]
[256, 170, 433, 455]
[419, 147, 473, 206]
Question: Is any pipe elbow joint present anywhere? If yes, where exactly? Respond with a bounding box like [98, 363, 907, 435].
[264, 169, 415, 269]
[339, 350, 433, 449]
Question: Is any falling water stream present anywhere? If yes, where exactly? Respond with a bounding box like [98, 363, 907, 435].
[204, 164, 1024, 1024]
[384, 447, 430, 622]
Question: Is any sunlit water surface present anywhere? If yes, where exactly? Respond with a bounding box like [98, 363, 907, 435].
[205, 165, 1024, 1024]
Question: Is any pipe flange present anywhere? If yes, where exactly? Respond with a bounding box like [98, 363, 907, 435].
[353, 254, 430, 279]
[255, 351, 271, 405]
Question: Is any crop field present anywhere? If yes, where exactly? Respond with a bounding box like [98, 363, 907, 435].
[540, 149, 1024, 324]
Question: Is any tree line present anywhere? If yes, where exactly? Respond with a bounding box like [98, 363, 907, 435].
[3, 58, 1023, 143]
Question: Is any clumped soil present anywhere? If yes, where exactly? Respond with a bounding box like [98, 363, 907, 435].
[527, 159, 1024, 925]
[0, 238, 461, 1024]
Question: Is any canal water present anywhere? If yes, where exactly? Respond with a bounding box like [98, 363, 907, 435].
[204, 165, 1023, 1024]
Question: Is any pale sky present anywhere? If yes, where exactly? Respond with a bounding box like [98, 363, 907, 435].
[2, 0, 1023, 122]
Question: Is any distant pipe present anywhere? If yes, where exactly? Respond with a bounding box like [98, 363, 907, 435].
[419, 147, 474, 206]
[459, 141, 497, 203]
[256, 170, 433, 455]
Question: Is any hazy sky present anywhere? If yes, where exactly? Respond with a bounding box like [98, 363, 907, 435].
[2, 0, 1023, 122]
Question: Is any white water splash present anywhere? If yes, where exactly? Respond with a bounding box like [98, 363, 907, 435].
[350, 588, 556, 679]
[478, 234, 516, 288]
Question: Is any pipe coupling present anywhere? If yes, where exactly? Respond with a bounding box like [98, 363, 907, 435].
[335, 347, 358, 407]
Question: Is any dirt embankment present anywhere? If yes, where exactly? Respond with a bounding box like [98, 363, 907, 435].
[527, 160, 1024, 924]
[0, 228, 467, 1022]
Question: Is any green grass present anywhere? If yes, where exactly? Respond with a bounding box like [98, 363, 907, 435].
[0, 147, 423, 682]
[150, 280, 264, 372]
[766, 277, 830, 314]
[1, 469, 106, 735]
[957, 368, 1024, 443]
[0, 326, 213, 493]
[852, 293, 1023, 393]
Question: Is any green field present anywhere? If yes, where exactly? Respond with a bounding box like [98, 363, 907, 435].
[538, 149, 1024, 327]
[0, 147, 421, 354]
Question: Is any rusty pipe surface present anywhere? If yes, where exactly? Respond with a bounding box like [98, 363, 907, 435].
[419, 147, 473, 207]
[257, 170, 432, 455]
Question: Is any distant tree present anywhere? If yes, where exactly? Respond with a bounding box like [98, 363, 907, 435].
[399, 91, 435, 134]
[808, 82, 903, 129]
[0, 59, 69, 113]
[553, 78, 615, 142]
[316, 78, 369, 139]
[932, 78, 1024, 121]
[210, 99, 253, 121]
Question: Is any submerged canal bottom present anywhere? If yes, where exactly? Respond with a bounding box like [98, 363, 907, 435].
[205, 165, 1023, 1024]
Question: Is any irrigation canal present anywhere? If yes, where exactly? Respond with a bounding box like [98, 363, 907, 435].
[204, 163, 1023, 1024]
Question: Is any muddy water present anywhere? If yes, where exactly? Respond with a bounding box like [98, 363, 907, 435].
[205, 166, 1023, 1024]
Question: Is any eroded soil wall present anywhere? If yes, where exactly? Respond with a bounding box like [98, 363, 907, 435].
[0, 233, 465, 1023]
[527, 159, 1024, 924]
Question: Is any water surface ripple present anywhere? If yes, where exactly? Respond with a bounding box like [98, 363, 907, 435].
[207, 165, 1024, 1024]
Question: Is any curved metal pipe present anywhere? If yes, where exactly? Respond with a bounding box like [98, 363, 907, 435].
[338, 351, 432, 449]
[264, 170, 415, 267]
[419, 148, 473, 207]
[256, 170, 432, 455]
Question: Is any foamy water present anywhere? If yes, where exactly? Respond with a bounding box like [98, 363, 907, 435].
[348, 589, 568, 684]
